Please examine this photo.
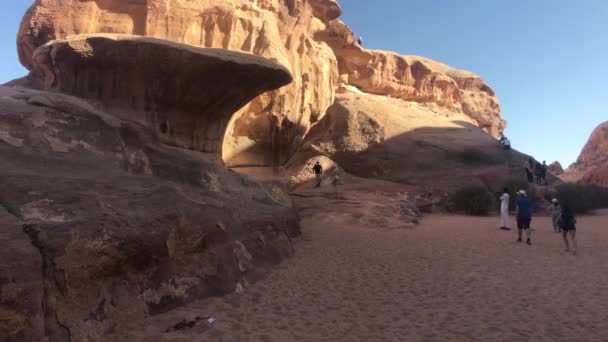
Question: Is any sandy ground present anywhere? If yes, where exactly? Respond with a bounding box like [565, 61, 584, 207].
[112, 209, 608, 342]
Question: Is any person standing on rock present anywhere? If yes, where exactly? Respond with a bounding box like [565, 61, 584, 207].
[534, 161, 544, 185]
[499, 188, 511, 230]
[560, 205, 578, 255]
[357, 36, 363, 46]
[516, 190, 533, 245]
[550, 199, 562, 233]
[525, 158, 534, 183]
[312, 161, 323, 188]
[541, 161, 548, 185]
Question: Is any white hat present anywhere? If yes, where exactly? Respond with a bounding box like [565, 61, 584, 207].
[518, 190, 527, 195]
[552, 198, 558, 203]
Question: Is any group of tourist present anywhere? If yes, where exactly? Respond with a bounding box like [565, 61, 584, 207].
[499, 133, 511, 150]
[312, 161, 341, 189]
[525, 158, 548, 185]
[499, 189, 577, 254]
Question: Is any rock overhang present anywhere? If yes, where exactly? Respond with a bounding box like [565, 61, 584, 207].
[30, 33, 293, 155]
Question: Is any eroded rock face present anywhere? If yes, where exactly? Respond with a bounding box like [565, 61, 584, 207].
[0, 86, 299, 341]
[30, 34, 292, 156]
[319, 20, 505, 137]
[19, 0, 340, 166]
[548, 161, 565, 176]
[290, 88, 537, 191]
[565, 122, 608, 186]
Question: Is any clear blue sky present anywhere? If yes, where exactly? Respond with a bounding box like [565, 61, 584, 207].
[1, 1, 606, 167]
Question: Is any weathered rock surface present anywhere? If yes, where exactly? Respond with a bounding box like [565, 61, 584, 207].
[547, 161, 565, 176]
[29, 34, 292, 156]
[289, 88, 546, 192]
[18, 0, 340, 166]
[564, 122, 608, 186]
[18, 0, 506, 167]
[319, 20, 505, 137]
[0, 83, 298, 340]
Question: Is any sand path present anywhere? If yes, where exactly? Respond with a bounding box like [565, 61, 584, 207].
[114, 211, 608, 342]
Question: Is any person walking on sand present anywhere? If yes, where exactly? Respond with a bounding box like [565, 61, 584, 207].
[550, 198, 562, 233]
[516, 190, 533, 245]
[312, 161, 323, 188]
[499, 188, 511, 230]
[560, 205, 578, 255]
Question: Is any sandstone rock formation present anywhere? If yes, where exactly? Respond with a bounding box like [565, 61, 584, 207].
[318, 20, 505, 137]
[18, 0, 340, 166]
[3, 0, 516, 339]
[564, 121, 608, 186]
[0, 45, 298, 340]
[29, 34, 292, 156]
[288, 87, 543, 192]
[547, 161, 565, 176]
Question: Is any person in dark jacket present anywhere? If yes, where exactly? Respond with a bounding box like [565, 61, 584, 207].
[516, 190, 533, 245]
[560, 205, 578, 255]
[524, 158, 534, 183]
[312, 161, 323, 188]
[534, 161, 544, 185]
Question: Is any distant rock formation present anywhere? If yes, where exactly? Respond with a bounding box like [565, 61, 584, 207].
[548, 161, 565, 175]
[319, 20, 505, 138]
[564, 121, 608, 187]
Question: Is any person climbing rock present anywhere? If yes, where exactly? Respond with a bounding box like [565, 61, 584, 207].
[499, 188, 511, 230]
[312, 161, 323, 188]
[357, 36, 363, 46]
[525, 158, 534, 183]
[516, 190, 533, 245]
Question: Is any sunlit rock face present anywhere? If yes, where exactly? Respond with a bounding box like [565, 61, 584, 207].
[318, 20, 505, 138]
[29, 34, 292, 155]
[565, 122, 608, 187]
[18, 0, 340, 166]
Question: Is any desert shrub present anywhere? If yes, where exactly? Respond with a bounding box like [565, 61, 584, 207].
[500, 178, 543, 211]
[452, 148, 499, 165]
[555, 183, 608, 214]
[449, 185, 496, 216]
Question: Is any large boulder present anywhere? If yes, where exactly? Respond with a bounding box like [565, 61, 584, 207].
[318, 20, 505, 137]
[289, 88, 538, 192]
[0, 43, 298, 340]
[564, 121, 608, 186]
[29, 34, 292, 156]
[18, 0, 340, 167]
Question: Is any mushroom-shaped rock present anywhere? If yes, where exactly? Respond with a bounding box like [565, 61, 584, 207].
[31, 34, 293, 155]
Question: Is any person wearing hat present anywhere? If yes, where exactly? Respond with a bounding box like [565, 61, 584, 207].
[550, 198, 562, 233]
[515, 190, 533, 245]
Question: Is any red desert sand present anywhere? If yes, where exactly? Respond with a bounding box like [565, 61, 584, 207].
[111, 209, 608, 342]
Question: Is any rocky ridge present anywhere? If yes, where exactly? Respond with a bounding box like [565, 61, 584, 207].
[564, 121, 608, 187]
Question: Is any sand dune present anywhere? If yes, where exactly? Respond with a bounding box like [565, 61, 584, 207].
[110, 209, 608, 342]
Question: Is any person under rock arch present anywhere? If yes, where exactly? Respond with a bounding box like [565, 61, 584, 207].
[312, 161, 323, 188]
